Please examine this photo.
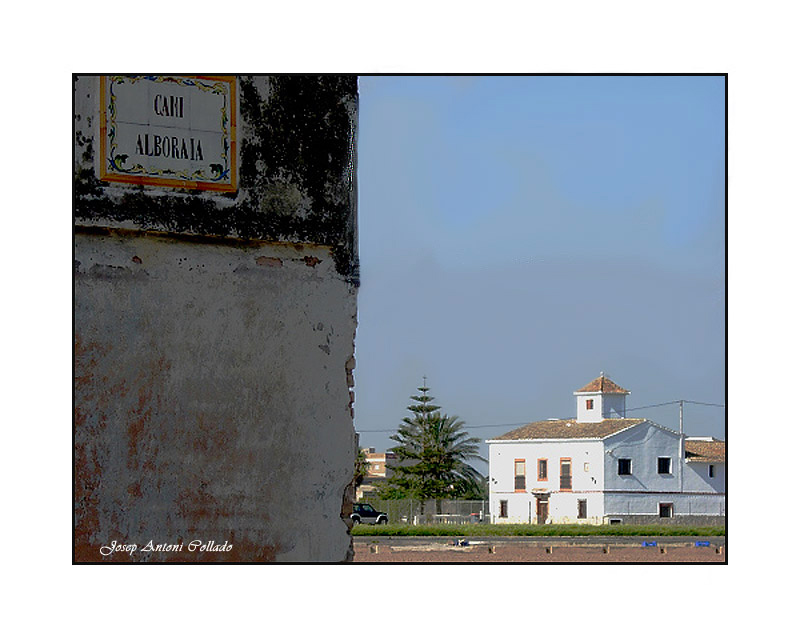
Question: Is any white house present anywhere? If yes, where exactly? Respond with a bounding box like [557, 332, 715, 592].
[486, 375, 725, 525]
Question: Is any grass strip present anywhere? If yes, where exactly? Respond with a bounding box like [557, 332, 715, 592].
[351, 523, 725, 537]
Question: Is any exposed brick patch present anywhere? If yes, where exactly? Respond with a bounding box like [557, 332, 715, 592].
[255, 256, 283, 267]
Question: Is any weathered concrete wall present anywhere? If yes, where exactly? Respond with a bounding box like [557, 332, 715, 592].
[74, 75, 359, 562]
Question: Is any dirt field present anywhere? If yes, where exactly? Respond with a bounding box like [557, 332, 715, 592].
[353, 539, 725, 563]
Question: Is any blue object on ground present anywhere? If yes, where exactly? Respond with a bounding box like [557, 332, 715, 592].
[642, 541, 657, 547]
[695, 541, 710, 547]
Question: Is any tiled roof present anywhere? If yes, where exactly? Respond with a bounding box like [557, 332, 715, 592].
[365, 452, 394, 461]
[684, 439, 726, 462]
[491, 418, 645, 441]
[575, 375, 629, 394]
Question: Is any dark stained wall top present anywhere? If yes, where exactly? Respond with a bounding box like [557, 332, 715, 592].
[74, 75, 359, 284]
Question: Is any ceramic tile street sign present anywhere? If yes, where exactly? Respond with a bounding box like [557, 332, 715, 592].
[100, 75, 236, 192]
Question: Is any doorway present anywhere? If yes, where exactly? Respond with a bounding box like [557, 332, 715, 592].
[536, 496, 549, 524]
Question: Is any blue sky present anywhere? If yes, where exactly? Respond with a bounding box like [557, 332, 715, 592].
[355, 75, 725, 471]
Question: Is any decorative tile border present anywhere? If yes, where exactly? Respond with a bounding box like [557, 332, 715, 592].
[99, 75, 237, 192]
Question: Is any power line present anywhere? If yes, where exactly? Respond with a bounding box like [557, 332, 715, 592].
[624, 400, 725, 412]
[682, 400, 725, 408]
[624, 401, 684, 412]
[357, 421, 528, 433]
[356, 399, 724, 434]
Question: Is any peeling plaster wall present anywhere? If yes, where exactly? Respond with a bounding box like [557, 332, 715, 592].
[74, 75, 359, 562]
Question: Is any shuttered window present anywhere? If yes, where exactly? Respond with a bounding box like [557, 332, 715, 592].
[514, 459, 526, 491]
[538, 459, 548, 480]
[560, 459, 572, 490]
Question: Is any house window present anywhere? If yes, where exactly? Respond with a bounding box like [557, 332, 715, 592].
[514, 459, 526, 492]
[618, 458, 632, 475]
[577, 499, 587, 519]
[657, 457, 672, 474]
[560, 458, 572, 490]
[659, 502, 673, 518]
[709, 464, 715, 478]
[538, 458, 548, 481]
[586, 399, 594, 410]
[499, 500, 508, 518]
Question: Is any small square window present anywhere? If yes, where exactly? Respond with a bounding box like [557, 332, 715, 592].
[618, 458, 632, 475]
[657, 457, 672, 474]
[659, 503, 673, 518]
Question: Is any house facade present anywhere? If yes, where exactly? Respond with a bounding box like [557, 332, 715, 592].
[487, 375, 725, 525]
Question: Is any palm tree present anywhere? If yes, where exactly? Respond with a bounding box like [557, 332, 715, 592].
[353, 447, 370, 490]
[418, 412, 486, 513]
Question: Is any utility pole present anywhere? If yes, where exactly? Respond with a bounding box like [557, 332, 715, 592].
[678, 400, 685, 494]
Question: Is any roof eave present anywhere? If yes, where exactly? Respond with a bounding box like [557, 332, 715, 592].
[486, 437, 607, 444]
[573, 390, 630, 395]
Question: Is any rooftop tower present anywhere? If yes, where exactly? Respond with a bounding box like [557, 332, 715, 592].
[573, 373, 630, 423]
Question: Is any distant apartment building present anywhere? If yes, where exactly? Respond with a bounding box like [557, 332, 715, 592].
[356, 448, 396, 501]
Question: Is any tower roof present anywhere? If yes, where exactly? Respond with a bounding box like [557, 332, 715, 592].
[575, 374, 629, 394]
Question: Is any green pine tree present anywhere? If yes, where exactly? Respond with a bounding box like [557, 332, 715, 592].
[383, 381, 486, 514]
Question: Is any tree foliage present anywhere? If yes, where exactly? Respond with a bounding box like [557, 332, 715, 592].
[381, 383, 486, 510]
[353, 447, 369, 488]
